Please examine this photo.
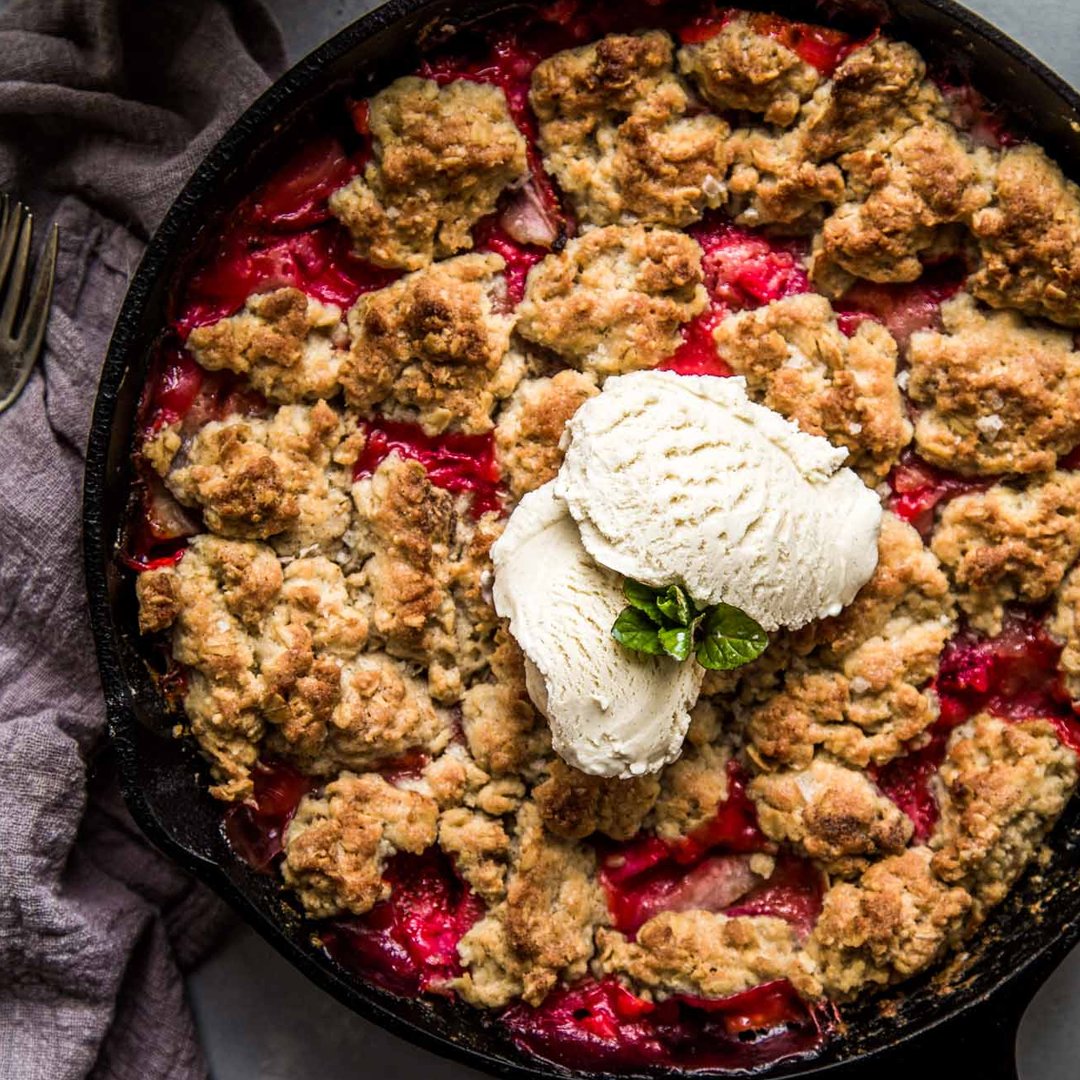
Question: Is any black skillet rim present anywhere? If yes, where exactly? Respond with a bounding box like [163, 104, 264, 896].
[83, 0, 1080, 1076]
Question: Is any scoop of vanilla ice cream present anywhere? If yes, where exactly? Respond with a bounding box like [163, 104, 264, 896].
[491, 483, 704, 778]
[554, 371, 882, 632]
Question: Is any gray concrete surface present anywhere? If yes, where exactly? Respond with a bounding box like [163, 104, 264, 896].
[190, 2, 1080, 1077]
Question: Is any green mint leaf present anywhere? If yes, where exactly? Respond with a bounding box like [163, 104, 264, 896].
[696, 603, 769, 670]
[612, 607, 665, 655]
[656, 584, 693, 627]
[622, 579, 665, 626]
[658, 625, 693, 662]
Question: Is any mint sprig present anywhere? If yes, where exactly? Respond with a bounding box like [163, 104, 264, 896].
[611, 579, 768, 671]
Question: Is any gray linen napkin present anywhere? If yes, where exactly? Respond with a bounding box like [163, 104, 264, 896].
[0, 3, 286, 1077]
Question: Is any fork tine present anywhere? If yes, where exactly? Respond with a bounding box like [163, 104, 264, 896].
[0, 207, 32, 338]
[13, 222, 58, 354]
[0, 222, 57, 413]
[0, 196, 22, 292]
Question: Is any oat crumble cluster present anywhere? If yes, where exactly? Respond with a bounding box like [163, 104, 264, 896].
[131, 6, 1080, 1059]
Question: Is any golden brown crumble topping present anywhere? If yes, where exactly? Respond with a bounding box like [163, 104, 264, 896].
[648, 700, 733, 841]
[283, 772, 439, 917]
[515, 224, 707, 375]
[439, 807, 511, 903]
[678, 13, 820, 127]
[186, 288, 346, 404]
[599, 912, 822, 1000]
[750, 757, 913, 876]
[714, 293, 911, 480]
[494, 371, 599, 501]
[969, 144, 1080, 327]
[740, 514, 955, 770]
[351, 453, 455, 670]
[533, 757, 660, 841]
[811, 121, 992, 292]
[456, 801, 608, 1007]
[930, 714, 1077, 922]
[139, 535, 283, 800]
[530, 32, 729, 227]
[808, 847, 972, 996]
[801, 40, 943, 162]
[329, 77, 527, 270]
[1050, 563, 1080, 701]
[932, 472, 1080, 635]
[277, 652, 451, 776]
[907, 294, 1080, 476]
[148, 401, 353, 554]
[724, 126, 845, 230]
[343, 253, 522, 434]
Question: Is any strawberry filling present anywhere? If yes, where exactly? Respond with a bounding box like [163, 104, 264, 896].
[834, 258, 966, 345]
[599, 761, 824, 937]
[939, 81, 1023, 149]
[662, 219, 809, 377]
[175, 135, 397, 336]
[320, 848, 485, 996]
[887, 452, 990, 539]
[503, 974, 834, 1071]
[223, 760, 316, 873]
[353, 418, 504, 518]
[472, 215, 548, 307]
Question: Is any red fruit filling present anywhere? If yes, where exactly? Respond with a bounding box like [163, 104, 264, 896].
[175, 134, 398, 336]
[354, 418, 504, 517]
[139, 344, 270, 438]
[724, 853, 825, 939]
[662, 219, 809, 377]
[875, 616, 1080, 836]
[320, 848, 485, 996]
[599, 762, 823, 937]
[667, 758, 768, 862]
[247, 134, 364, 232]
[834, 258, 966, 345]
[696, 218, 811, 311]
[179, 224, 398, 336]
[939, 81, 1022, 149]
[887, 452, 990, 539]
[473, 215, 547, 308]
[223, 760, 316, 873]
[503, 974, 834, 1072]
[872, 736, 949, 843]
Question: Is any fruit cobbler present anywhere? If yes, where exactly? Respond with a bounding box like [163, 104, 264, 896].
[125, 1, 1080, 1071]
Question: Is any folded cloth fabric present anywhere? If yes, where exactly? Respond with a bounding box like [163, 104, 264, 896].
[0, 3, 285, 1078]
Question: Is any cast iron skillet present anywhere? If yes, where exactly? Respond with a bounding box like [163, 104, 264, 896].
[83, 0, 1080, 1076]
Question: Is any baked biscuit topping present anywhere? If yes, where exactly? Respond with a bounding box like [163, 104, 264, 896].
[907, 293, 1080, 475]
[530, 32, 730, 227]
[678, 13, 821, 127]
[969, 144, 1080, 326]
[714, 293, 911, 480]
[329, 77, 528, 269]
[932, 472, 1080, 635]
[343, 253, 522, 434]
[516, 224, 707, 375]
[187, 288, 346, 403]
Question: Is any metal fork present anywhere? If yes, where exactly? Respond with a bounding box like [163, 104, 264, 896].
[0, 195, 59, 414]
